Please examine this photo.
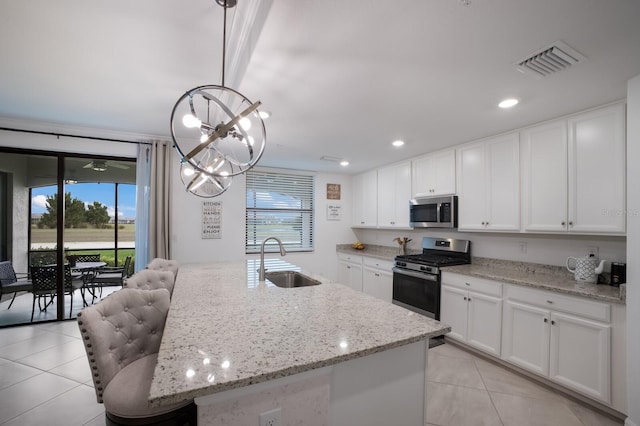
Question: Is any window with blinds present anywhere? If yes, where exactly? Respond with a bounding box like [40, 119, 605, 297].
[246, 170, 314, 253]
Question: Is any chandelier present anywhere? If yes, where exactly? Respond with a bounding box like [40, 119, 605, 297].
[170, 0, 266, 198]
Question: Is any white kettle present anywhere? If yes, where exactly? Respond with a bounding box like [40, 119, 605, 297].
[566, 255, 605, 283]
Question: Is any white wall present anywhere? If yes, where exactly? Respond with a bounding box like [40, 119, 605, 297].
[625, 74, 639, 426]
[169, 148, 356, 281]
[353, 228, 626, 269]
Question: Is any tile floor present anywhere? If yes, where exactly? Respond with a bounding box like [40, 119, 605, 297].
[426, 341, 624, 426]
[0, 321, 625, 426]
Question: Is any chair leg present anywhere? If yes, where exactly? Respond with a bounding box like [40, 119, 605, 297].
[31, 295, 36, 322]
[7, 292, 18, 309]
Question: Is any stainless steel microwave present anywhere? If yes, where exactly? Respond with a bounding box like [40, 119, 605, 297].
[409, 195, 458, 228]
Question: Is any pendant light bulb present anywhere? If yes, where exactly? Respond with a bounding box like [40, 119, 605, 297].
[182, 114, 202, 128]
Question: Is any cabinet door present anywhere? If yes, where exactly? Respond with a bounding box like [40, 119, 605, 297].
[363, 267, 392, 303]
[377, 162, 411, 228]
[502, 300, 550, 376]
[338, 260, 363, 292]
[549, 312, 611, 403]
[352, 170, 377, 227]
[412, 149, 456, 197]
[456, 142, 487, 230]
[467, 291, 502, 356]
[485, 133, 520, 231]
[440, 285, 468, 342]
[568, 103, 626, 234]
[521, 120, 568, 232]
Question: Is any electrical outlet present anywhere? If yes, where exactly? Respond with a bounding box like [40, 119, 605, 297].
[587, 246, 599, 257]
[259, 407, 281, 426]
[519, 242, 527, 254]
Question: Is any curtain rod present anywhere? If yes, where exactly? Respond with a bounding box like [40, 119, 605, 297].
[0, 126, 153, 145]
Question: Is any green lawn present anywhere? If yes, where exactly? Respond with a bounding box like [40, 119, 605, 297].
[31, 224, 135, 243]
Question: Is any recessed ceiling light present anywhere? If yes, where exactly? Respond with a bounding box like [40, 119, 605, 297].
[498, 98, 519, 109]
[392, 140, 405, 147]
[340, 160, 349, 167]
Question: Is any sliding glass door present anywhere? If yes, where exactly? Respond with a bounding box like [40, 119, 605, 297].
[0, 148, 136, 327]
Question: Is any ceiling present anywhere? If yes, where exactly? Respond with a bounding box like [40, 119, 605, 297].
[1, 0, 639, 175]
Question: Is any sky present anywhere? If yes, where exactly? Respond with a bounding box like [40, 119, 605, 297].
[31, 183, 136, 219]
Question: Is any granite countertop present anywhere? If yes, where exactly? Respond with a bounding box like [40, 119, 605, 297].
[148, 259, 450, 407]
[336, 243, 419, 261]
[444, 257, 625, 305]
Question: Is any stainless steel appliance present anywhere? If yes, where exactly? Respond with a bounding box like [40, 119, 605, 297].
[409, 195, 458, 228]
[392, 237, 471, 319]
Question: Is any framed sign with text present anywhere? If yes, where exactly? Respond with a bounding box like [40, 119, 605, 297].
[202, 201, 222, 239]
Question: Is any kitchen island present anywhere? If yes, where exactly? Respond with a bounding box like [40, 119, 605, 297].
[148, 260, 450, 425]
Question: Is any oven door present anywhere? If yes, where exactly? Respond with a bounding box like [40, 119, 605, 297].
[392, 267, 440, 319]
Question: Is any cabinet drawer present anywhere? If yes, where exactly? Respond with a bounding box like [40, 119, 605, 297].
[441, 272, 502, 297]
[505, 284, 610, 323]
[337, 252, 363, 264]
[362, 256, 393, 271]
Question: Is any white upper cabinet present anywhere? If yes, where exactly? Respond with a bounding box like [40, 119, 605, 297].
[521, 103, 625, 234]
[412, 149, 456, 197]
[352, 170, 377, 227]
[568, 104, 626, 234]
[457, 132, 520, 231]
[377, 161, 412, 228]
[521, 119, 568, 232]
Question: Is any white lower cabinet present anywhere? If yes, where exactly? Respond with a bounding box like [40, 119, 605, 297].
[362, 257, 393, 303]
[440, 273, 503, 356]
[337, 253, 363, 292]
[502, 284, 611, 404]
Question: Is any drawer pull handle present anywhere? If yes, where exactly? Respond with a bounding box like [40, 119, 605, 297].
[463, 296, 467, 301]
[465, 282, 471, 286]
[551, 320, 556, 325]
[546, 300, 553, 304]
[544, 318, 548, 323]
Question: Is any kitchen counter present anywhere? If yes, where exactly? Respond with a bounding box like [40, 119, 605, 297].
[149, 259, 450, 412]
[445, 257, 625, 304]
[336, 243, 419, 260]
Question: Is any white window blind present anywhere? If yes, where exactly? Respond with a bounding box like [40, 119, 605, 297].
[246, 170, 314, 253]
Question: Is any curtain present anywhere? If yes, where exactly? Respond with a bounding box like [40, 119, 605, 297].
[135, 141, 171, 270]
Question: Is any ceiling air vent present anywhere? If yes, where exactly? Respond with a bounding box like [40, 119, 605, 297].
[514, 41, 586, 79]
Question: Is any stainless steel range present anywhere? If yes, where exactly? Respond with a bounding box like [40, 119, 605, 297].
[392, 237, 471, 319]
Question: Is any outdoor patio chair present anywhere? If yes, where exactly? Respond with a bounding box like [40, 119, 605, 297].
[75, 253, 101, 262]
[124, 269, 175, 298]
[77, 288, 196, 425]
[30, 264, 83, 320]
[85, 256, 132, 303]
[146, 258, 179, 282]
[0, 260, 33, 309]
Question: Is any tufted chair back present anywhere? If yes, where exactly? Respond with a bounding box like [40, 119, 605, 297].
[125, 269, 176, 297]
[77, 288, 170, 403]
[146, 258, 179, 282]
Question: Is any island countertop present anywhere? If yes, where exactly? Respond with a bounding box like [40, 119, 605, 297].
[148, 260, 450, 407]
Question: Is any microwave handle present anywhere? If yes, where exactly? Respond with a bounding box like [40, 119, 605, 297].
[436, 202, 441, 223]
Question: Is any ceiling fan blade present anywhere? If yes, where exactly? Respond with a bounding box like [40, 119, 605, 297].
[107, 161, 130, 170]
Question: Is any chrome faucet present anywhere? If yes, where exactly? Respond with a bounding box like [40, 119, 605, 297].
[259, 236, 287, 281]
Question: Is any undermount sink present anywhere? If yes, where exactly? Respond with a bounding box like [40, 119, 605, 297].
[265, 271, 321, 288]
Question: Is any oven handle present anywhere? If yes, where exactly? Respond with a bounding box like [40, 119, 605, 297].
[392, 267, 438, 281]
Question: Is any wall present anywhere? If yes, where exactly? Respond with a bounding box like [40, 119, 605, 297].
[169, 148, 356, 281]
[625, 74, 639, 426]
[0, 153, 29, 273]
[354, 228, 626, 269]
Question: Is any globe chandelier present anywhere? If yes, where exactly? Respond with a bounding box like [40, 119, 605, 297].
[170, 0, 267, 198]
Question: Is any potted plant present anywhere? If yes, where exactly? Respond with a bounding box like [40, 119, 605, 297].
[66, 254, 78, 267]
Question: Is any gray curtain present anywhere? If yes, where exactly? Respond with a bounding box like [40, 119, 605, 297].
[135, 141, 171, 270]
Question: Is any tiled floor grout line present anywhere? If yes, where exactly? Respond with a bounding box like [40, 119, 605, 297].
[471, 355, 507, 426]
